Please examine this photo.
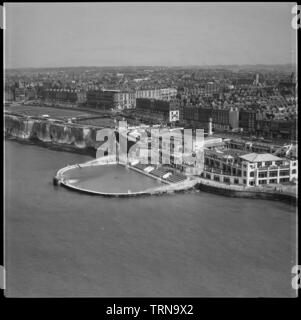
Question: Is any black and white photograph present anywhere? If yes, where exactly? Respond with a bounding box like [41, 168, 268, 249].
[2, 2, 299, 300]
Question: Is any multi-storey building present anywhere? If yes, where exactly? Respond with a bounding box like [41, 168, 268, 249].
[115, 91, 136, 109]
[25, 87, 37, 101]
[255, 119, 297, 141]
[87, 89, 135, 110]
[135, 88, 177, 102]
[15, 87, 26, 102]
[4, 85, 15, 101]
[239, 109, 257, 133]
[203, 149, 297, 186]
[212, 108, 239, 131]
[136, 98, 180, 122]
[44, 88, 86, 104]
[85, 88, 177, 110]
[183, 106, 239, 131]
[159, 88, 178, 100]
[86, 89, 117, 109]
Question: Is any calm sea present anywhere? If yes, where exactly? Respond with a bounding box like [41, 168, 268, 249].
[4, 140, 297, 297]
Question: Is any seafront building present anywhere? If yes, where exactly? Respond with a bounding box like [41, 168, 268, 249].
[86, 87, 177, 110]
[126, 124, 298, 188]
[203, 149, 297, 186]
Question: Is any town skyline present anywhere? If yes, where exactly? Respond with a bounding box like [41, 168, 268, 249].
[5, 62, 297, 70]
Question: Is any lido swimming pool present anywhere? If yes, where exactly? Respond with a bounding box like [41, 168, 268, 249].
[62, 163, 164, 194]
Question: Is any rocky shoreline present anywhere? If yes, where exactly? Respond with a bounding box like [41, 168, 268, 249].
[4, 113, 100, 156]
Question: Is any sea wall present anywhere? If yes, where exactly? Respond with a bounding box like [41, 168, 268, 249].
[197, 181, 297, 205]
[4, 114, 104, 155]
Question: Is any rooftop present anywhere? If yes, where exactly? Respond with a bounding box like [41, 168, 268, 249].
[239, 153, 282, 163]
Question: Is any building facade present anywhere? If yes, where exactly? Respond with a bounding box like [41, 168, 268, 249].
[203, 150, 297, 187]
[136, 98, 180, 122]
[44, 88, 86, 104]
[135, 88, 177, 102]
[239, 109, 257, 133]
[87, 90, 135, 110]
[15, 87, 26, 102]
[183, 106, 239, 131]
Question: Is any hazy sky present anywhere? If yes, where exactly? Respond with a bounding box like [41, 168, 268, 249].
[4, 2, 297, 68]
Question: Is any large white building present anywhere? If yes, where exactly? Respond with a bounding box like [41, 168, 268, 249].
[99, 88, 177, 109]
[204, 150, 297, 187]
[115, 91, 136, 109]
[135, 88, 177, 102]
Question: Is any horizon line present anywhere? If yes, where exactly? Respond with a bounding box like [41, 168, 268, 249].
[5, 62, 297, 71]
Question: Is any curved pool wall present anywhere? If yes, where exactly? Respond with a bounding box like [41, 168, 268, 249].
[55, 157, 197, 197]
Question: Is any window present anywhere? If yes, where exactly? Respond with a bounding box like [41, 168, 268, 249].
[280, 178, 289, 183]
[258, 171, 268, 178]
[292, 169, 296, 174]
[250, 171, 254, 177]
[249, 181, 254, 186]
[265, 161, 272, 166]
[214, 175, 220, 182]
[223, 177, 230, 183]
[257, 162, 262, 168]
[206, 174, 211, 179]
[259, 180, 267, 185]
[243, 171, 247, 177]
[280, 170, 290, 176]
[269, 179, 277, 184]
[234, 178, 239, 184]
[269, 171, 278, 177]
[243, 179, 247, 184]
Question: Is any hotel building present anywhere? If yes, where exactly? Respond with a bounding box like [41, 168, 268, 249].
[203, 150, 297, 187]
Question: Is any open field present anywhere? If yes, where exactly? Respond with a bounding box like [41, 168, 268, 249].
[76, 117, 116, 127]
[4, 104, 95, 120]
